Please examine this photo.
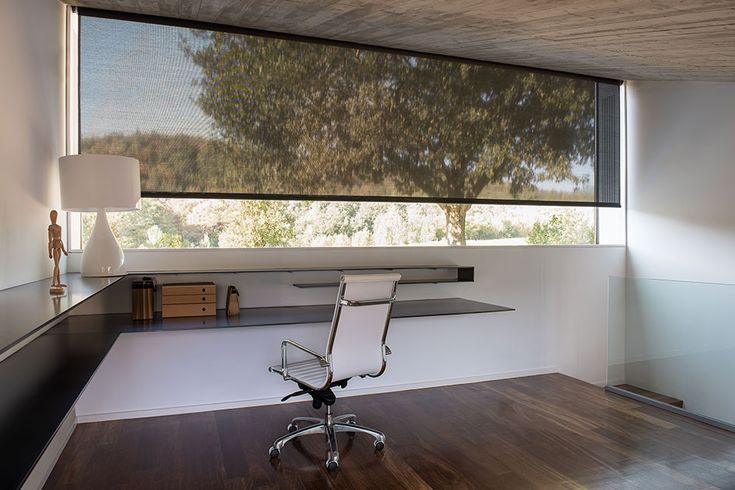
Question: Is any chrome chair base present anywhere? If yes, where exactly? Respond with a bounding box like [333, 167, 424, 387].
[268, 406, 385, 471]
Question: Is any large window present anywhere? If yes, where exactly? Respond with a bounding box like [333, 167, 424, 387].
[73, 9, 620, 248]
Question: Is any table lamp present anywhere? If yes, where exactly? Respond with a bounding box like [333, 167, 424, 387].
[59, 154, 141, 277]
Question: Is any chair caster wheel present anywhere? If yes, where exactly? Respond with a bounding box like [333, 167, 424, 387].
[374, 440, 385, 451]
[269, 447, 280, 459]
[326, 459, 339, 471]
[287, 423, 297, 433]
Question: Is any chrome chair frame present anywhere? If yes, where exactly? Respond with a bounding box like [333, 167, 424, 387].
[268, 276, 399, 471]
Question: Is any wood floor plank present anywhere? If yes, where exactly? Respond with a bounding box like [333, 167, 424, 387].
[45, 374, 735, 489]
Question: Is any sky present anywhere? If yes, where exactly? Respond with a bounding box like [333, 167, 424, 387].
[80, 16, 213, 137]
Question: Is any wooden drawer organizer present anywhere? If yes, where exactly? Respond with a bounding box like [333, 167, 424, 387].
[162, 282, 217, 318]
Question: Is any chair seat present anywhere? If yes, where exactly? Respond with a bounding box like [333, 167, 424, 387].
[271, 358, 329, 390]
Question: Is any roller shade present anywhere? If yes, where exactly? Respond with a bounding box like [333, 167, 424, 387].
[79, 9, 621, 208]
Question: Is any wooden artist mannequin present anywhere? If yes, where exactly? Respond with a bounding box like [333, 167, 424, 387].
[48, 210, 68, 295]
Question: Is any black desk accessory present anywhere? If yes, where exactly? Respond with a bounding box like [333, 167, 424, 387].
[226, 286, 241, 316]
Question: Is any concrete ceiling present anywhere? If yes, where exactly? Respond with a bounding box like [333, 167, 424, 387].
[62, 0, 735, 81]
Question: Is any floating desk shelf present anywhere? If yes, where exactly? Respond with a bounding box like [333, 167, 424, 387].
[129, 264, 474, 276]
[1, 266, 474, 356]
[0, 273, 124, 357]
[98, 297, 512, 332]
[290, 265, 474, 288]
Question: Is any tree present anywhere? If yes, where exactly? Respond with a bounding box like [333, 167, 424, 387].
[183, 33, 595, 244]
[527, 212, 595, 245]
[218, 200, 295, 247]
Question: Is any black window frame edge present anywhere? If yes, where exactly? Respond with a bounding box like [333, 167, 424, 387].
[74, 6, 623, 210]
[595, 84, 622, 206]
[138, 191, 620, 208]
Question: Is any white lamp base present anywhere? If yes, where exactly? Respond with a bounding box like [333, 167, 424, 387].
[81, 210, 127, 277]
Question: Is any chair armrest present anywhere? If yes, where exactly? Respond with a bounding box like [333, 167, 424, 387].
[280, 340, 327, 378]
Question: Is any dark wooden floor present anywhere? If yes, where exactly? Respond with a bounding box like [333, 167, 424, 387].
[46, 374, 735, 489]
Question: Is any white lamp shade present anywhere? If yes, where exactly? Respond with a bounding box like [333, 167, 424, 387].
[59, 154, 141, 211]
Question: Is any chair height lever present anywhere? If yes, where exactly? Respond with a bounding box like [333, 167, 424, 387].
[281, 389, 309, 402]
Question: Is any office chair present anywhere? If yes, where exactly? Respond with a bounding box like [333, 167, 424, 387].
[268, 273, 401, 471]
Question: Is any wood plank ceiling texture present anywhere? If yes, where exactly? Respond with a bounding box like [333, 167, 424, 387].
[63, 0, 735, 81]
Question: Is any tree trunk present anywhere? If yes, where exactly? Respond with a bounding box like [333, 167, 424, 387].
[438, 204, 471, 245]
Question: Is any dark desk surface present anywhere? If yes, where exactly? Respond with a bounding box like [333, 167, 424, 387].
[53, 298, 511, 334]
[0, 274, 124, 356]
[0, 326, 120, 488]
[0, 297, 512, 489]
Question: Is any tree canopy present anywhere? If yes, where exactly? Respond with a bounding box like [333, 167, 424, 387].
[183, 32, 595, 243]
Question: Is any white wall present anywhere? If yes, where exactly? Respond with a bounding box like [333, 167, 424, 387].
[622, 81, 735, 423]
[0, 0, 66, 290]
[627, 81, 735, 283]
[74, 245, 624, 421]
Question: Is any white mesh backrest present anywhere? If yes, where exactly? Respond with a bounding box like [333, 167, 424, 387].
[327, 273, 401, 381]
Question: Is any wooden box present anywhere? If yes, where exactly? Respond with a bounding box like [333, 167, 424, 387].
[161, 282, 217, 318]
[161, 303, 217, 318]
[162, 283, 216, 296]
[162, 294, 216, 305]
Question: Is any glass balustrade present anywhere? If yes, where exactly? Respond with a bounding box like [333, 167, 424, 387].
[608, 276, 735, 428]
